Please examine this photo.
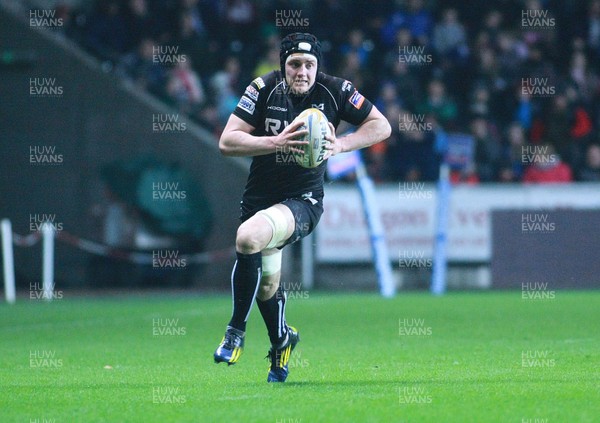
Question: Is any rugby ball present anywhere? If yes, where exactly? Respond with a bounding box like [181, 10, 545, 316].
[292, 108, 331, 168]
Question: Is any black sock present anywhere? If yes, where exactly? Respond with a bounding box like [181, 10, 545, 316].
[228, 252, 262, 332]
[257, 284, 288, 346]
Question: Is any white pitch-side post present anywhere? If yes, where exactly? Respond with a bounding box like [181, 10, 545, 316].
[42, 222, 55, 301]
[355, 159, 396, 298]
[325, 140, 395, 297]
[1, 219, 16, 304]
[431, 163, 450, 295]
[301, 233, 314, 290]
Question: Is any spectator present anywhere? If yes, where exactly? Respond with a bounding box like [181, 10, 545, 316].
[116, 37, 167, 96]
[502, 122, 528, 181]
[179, 0, 207, 38]
[417, 80, 458, 128]
[381, 0, 433, 46]
[521, 0, 557, 47]
[311, 0, 354, 46]
[497, 31, 528, 77]
[523, 145, 573, 183]
[383, 59, 422, 110]
[569, 50, 600, 104]
[374, 81, 400, 116]
[253, 46, 279, 78]
[84, 0, 128, 63]
[387, 108, 438, 181]
[124, 0, 155, 52]
[497, 164, 518, 182]
[513, 82, 535, 130]
[176, 8, 216, 78]
[433, 8, 467, 60]
[366, 104, 399, 182]
[587, 0, 600, 57]
[381, 104, 407, 181]
[481, 10, 503, 47]
[223, 0, 257, 44]
[468, 84, 492, 119]
[365, 102, 396, 180]
[450, 163, 480, 185]
[210, 56, 242, 124]
[473, 43, 510, 115]
[579, 144, 600, 181]
[340, 29, 372, 67]
[496, 31, 528, 109]
[394, 27, 430, 70]
[543, 93, 592, 168]
[166, 59, 205, 113]
[63, 0, 600, 182]
[470, 117, 502, 182]
[337, 50, 366, 90]
[521, 43, 557, 87]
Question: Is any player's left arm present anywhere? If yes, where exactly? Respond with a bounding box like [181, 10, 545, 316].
[324, 106, 391, 158]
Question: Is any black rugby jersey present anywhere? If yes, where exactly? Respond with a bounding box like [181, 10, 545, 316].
[232, 70, 373, 210]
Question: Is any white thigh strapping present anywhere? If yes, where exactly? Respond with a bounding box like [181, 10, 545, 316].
[256, 207, 289, 249]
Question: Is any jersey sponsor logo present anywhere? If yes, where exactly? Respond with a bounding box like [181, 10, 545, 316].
[265, 118, 289, 135]
[252, 77, 265, 89]
[342, 80, 352, 92]
[244, 85, 259, 101]
[311, 103, 324, 110]
[349, 90, 365, 109]
[267, 105, 288, 112]
[237, 96, 256, 115]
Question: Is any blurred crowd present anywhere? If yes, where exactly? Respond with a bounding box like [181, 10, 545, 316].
[53, 0, 600, 183]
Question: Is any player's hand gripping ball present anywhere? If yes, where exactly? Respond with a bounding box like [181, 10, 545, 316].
[292, 108, 331, 168]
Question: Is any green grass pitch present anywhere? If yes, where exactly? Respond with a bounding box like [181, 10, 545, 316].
[1, 291, 599, 422]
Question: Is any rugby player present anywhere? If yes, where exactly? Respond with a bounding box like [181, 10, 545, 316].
[214, 32, 391, 382]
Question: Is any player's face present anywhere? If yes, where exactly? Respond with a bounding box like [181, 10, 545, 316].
[285, 55, 317, 94]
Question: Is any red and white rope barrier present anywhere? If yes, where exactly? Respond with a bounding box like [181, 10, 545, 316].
[53, 230, 235, 265]
[12, 231, 43, 247]
[1, 218, 235, 303]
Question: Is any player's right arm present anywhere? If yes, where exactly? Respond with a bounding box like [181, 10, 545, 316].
[219, 73, 308, 157]
[219, 115, 308, 157]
